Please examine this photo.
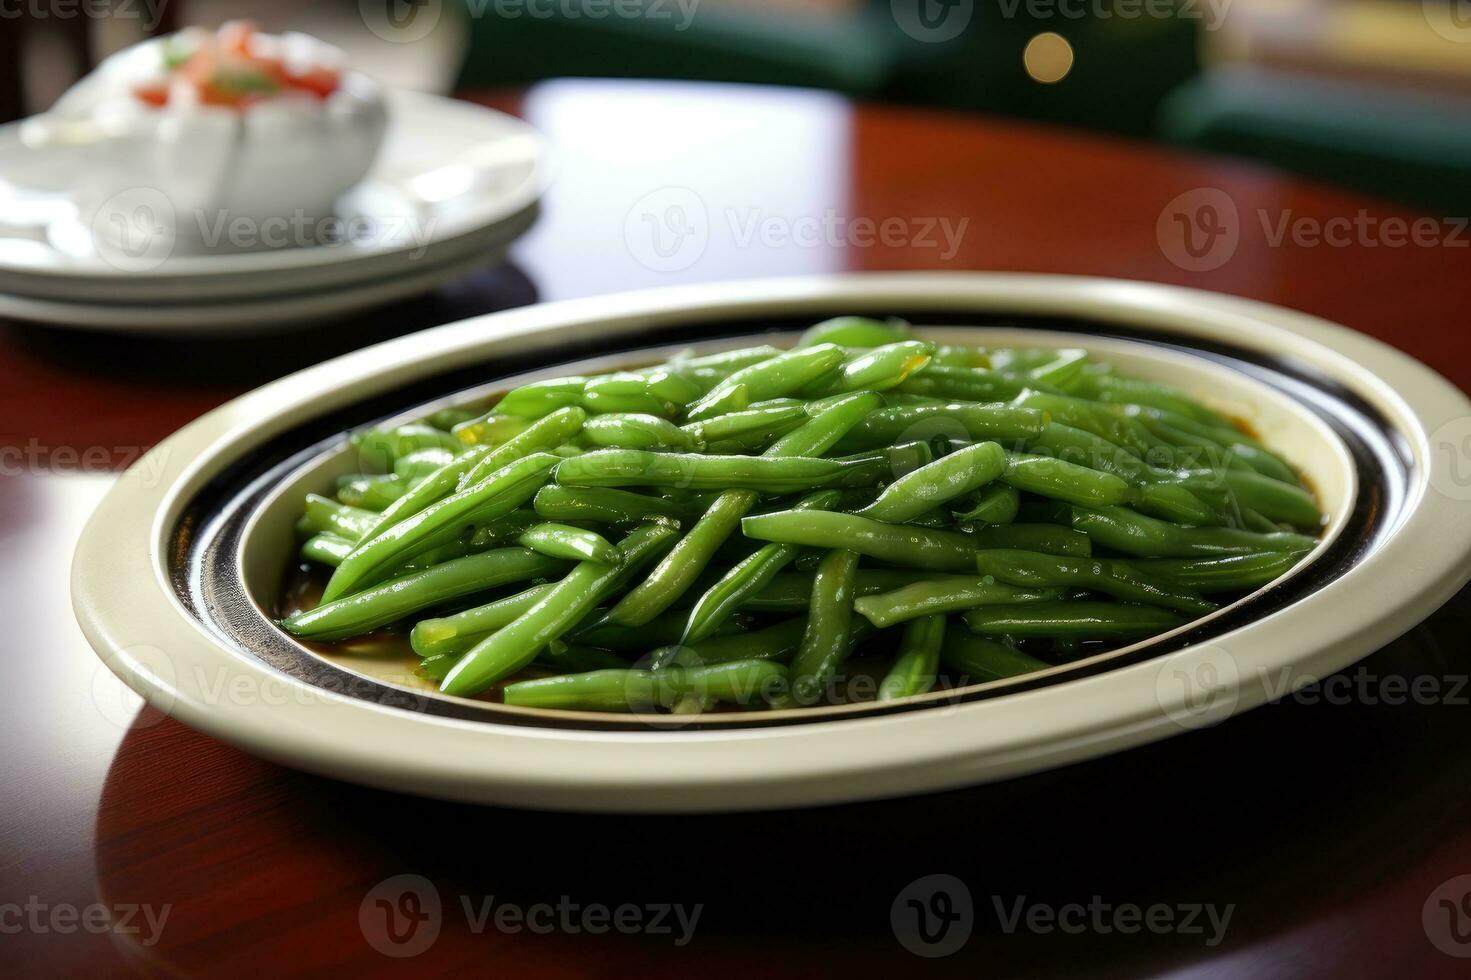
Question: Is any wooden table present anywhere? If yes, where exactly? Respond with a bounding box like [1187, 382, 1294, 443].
[4, 80, 1470, 977]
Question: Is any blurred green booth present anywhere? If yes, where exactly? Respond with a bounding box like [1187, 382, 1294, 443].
[453, 0, 1199, 138]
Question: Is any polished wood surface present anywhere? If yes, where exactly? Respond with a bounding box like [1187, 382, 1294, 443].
[3, 80, 1470, 977]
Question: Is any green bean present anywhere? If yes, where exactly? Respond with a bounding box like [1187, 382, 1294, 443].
[962, 601, 1186, 639]
[1071, 505, 1316, 558]
[393, 448, 456, 482]
[815, 341, 935, 393]
[682, 489, 842, 643]
[352, 423, 463, 470]
[975, 549, 1216, 615]
[878, 615, 946, 701]
[495, 376, 587, 417]
[552, 449, 896, 494]
[969, 523, 1093, 557]
[1025, 422, 1174, 484]
[533, 485, 694, 525]
[301, 533, 354, 567]
[797, 316, 911, 348]
[680, 402, 807, 446]
[600, 392, 883, 627]
[410, 583, 557, 659]
[424, 406, 483, 431]
[538, 642, 632, 674]
[745, 569, 946, 610]
[743, 510, 977, 572]
[1027, 349, 1089, 388]
[1013, 390, 1154, 457]
[854, 577, 1056, 628]
[833, 402, 1045, 452]
[1000, 452, 1133, 507]
[581, 413, 698, 451]
[518, 522, 620, 563]
[941, 632, 1050, 681]
[953, 483, 1020, 524]
[281, 548, 569, 641]
[1130, 550, 1314, 593]
[452, 413, 533, 446]
[440, 522, 679, 695]
[665, 345, 783, 385]
[467, 509, 542, 549]
[1123, 405, 1297, 484]
[300, 494, 377, 543]
[787, 549, 860, 705]
[336, 474, 411, 511]
[1184, 469, 1322, 530]
[686, 344, 846, 421]
[502, 661, 788, 711]
[457, 406, 587, 490]
[1071, 372, 1225, 425]
[652, 617, 813, 669]
[322, 453, 559, 602]
[896, 365, 1030, 402]
[856, 441, 1006, 524]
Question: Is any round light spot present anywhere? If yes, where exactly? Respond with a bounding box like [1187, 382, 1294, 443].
[1023, 32, 1074, 85]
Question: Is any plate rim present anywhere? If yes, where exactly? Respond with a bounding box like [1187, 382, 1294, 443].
[71, 272, 1471, 811]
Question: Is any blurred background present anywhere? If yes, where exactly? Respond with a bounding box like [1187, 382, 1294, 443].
[5, 0, 1470, 217]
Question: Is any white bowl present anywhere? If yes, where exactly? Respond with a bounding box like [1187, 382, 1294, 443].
[72, 273, 1471, 811]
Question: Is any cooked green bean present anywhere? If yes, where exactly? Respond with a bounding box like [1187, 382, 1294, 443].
[410, 583, 557, 659]
[686, 344, 846, 421]
[962, 601, 1186, 639]
[941, 632, 1050, 681]
[878, 615, 946, 701]
[321, 453, 559, 602]
[971, 523, 1093, 557]
[1000, 452, 1134, 507]
[284, 323, 1322, 714]
[787, 549, 860, 705]
[856, 441, 1006, 524]
[532, 485, 694, 525]
[742, 510, 978, 572]
[797, 316, 911, 348]
[440, 522, 679, 695]
[682, 489, 842, 643]
[518, 522, 620, 563]
[974, 549, 1216, 615]
[600, 392, 883, 628]
[281, 548, 568, 641]
[301, 533, 354, 568]
[581, 413, 698, 451]
[833, 402, 1044, 452]
[553, 449, 899, 494]
[503, 660, 788, 711]
[953, 483, 1020, 524]
[1071, 505, 1316, 558]
[854, 577, 1056, 628]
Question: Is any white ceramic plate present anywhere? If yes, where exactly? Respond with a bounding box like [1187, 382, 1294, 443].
[72, 273, 1471, 811]
[0, 227, 530, 332]
[0, 89, 545, 310]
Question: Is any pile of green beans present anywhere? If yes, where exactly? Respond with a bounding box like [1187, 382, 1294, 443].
[278, 317, 1322, 713]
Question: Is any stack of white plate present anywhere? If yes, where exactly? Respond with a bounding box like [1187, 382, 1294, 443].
[0, 90, 547, 332]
